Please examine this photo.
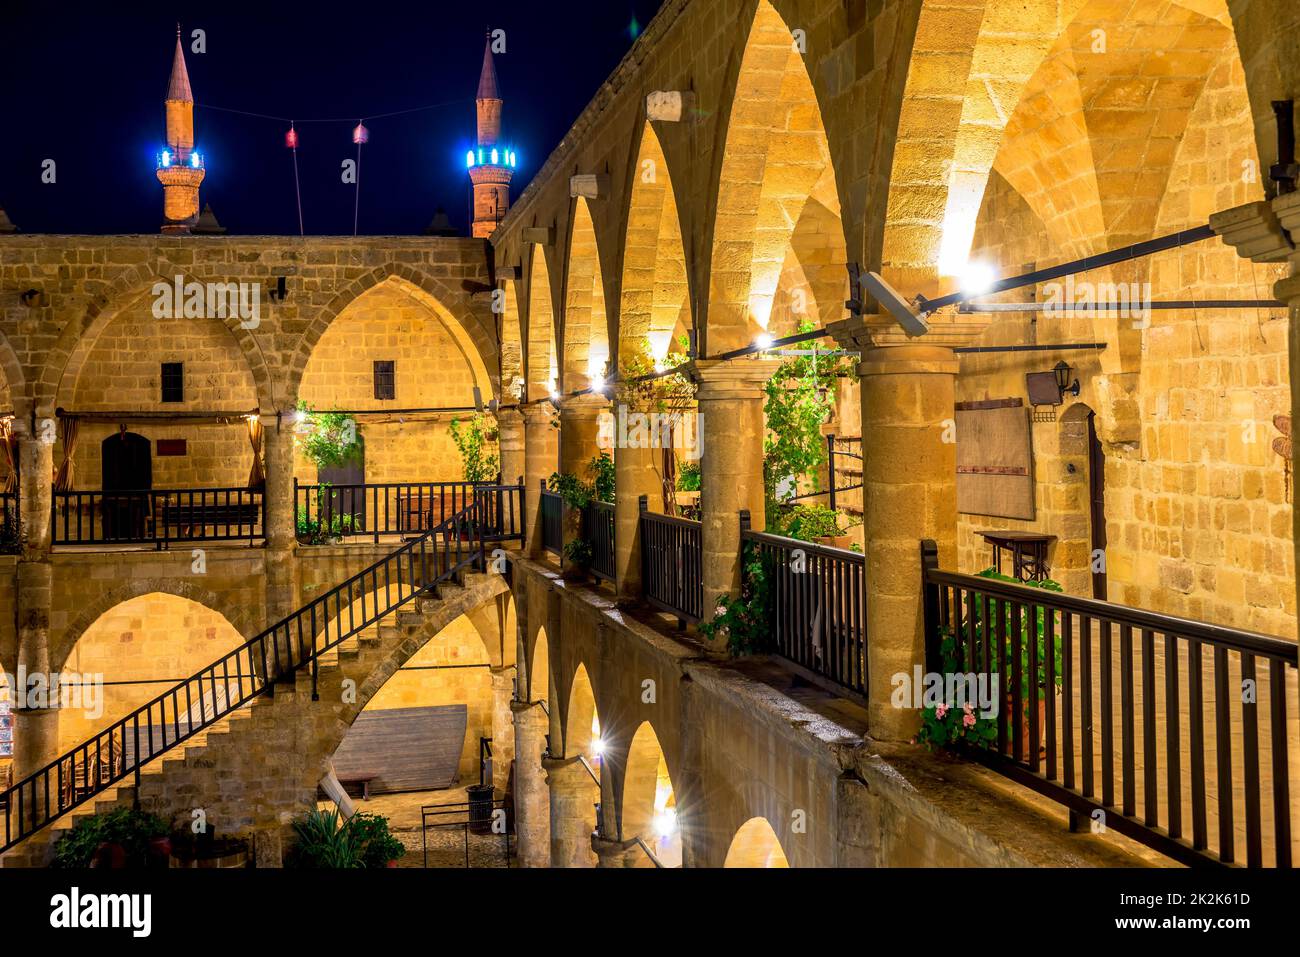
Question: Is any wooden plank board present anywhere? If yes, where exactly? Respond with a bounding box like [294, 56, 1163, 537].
[331, 705, 468, 794]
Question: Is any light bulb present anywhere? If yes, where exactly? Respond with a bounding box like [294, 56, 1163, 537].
[959, 262, 996, 296]
[754, 332, 774, 351]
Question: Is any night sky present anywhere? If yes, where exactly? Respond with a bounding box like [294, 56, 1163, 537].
[0, 0, 664, 236]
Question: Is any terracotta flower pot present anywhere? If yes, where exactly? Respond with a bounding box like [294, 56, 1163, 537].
[148, 835, 172, 867]
[385, 859, 399, 868]
[91, 841, 127, 869]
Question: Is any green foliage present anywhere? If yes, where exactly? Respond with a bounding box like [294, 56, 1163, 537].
[295, 401, 360, 471]
[53, 807, 168, 868]
[769, 503, 846, 542]
[287, 808, 405, 868]
[615, 336, 695, 413]
[295, 484, 357, 544]
[449, 413, 501, 484]
[914, 568, 1066, 751]
[762, 321, 857, 517]
[698, 543, 773, 656]
[547, 453, 614, 508]
[676, 461, 701, 493]
[347, 812, 406, 868]
[563, 538, 593, 569]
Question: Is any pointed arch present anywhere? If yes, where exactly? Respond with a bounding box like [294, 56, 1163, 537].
[563, 661, 599, 762]
[706, 0, 846, 354]
[45, 264, 276, 416]
[619, 121, 691, 367]
[290, 265, 497, 406]
[723, 815, 789, 868]
[618, 720, 681, 866]
[524, 246, 559, 402]
[500, 277, 524, 400]
[562, 198, 611, 392]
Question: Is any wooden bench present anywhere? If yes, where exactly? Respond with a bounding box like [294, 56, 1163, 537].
[159, 500, 262, 546]
[337, 774, 379, 801]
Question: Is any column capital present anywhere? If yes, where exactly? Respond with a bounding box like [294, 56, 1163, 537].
[1209, 199, 1295, 263]
[685, 358, 783, 401]
[591, 833, 642, 866]
[828, 314, 989, 352]
[510, 697, 547, 717]
[556, 392, 610, 419]
[857, 342, 960, 378]
[496, 405, 525, 426]
[542, 754, 597, 793]
[520, 401, 556, 425]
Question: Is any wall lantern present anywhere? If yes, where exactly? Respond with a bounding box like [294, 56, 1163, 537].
[1052, 361, 1081, 400]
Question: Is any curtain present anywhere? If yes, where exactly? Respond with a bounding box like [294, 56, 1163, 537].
[1, 420, 16, 494]
[52, 416, 79, 492]
[247, 415, 266, 488]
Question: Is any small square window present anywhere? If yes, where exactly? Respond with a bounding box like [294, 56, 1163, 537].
[161, 362, 184, 403]
[373, 360, 395, 400]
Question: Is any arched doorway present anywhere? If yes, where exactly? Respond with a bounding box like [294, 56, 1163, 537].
[620, 720, 680, 867]
[723, 816, 789, 868]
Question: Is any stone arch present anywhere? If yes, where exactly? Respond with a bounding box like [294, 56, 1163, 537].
[616, 719, 681, 866]
[705, 0, 847, 354]
[561, 660, 600, 762]
[0, 330, 25, 419]
[525, 244, 560, 402]
[53, 589, 250, 755]
[500, 277, 524, 401]
[723, 815, 789, 868]
[619, 120, 691, 368]
[53, 579, 254, 674]
[290, 266, 498, 406]
[526, 624, 550, 705]
[562, 198, 611, 392]
[43, 264, 276, 417]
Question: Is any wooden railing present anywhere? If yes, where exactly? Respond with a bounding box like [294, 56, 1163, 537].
[52, 488, 263, 548]
[585, 500, 615, 583]
[1, 499, 490, 854]
[638, 495, 702, 624]
[921, 540, 1297, 868]
[295, 480, 510, 543]
[540, 481, 563, 557]
[741, 513, 867, 699]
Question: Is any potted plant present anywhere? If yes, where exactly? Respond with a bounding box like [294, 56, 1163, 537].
[547, 453, 614, 578]
[449, 413, 500, 484]
[286, 808, 404, 868]
[915, 568, 1064, 760]
[53, 806, 170, 869]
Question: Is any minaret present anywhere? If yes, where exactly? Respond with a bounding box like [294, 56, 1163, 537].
[156, 26, 205, 234]
[466, 33, 515, 239]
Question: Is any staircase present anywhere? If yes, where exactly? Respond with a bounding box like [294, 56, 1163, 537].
[1, 489, 520, 866]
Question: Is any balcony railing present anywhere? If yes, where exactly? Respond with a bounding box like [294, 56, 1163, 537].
[585, 500, 615, 583]
[539, 481, 563, 557]
[638, 495, 702, 624]
[921, 540, 1297, 868]
[295, 480, 497, 543]
[52, 488, 264, 548]
[740, 513, 867, 700]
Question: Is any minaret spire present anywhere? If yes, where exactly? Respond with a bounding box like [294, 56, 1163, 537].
[157, 25, 205, 233]
[468, 29, 513, 239]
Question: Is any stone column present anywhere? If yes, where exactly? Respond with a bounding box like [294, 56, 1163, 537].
[497, 407, 525, 487]
[691, 359, 782, 636]
[613, 418, 660, 601]
[510, 698, 551, 867]
[489, 665, 515, 792]
[521, 403, 556, 558]
[11, 415, 57, 817]
[542, 754, 599, 867]
[557, 393, 609, 576]
[857, 342, 960, 740]
[262, 419, 299, 672]
[1211, 196, 1300, 629]
[591, 833, 643, 867]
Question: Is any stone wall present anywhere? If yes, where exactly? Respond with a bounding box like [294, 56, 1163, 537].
[55, 592, 247, 752]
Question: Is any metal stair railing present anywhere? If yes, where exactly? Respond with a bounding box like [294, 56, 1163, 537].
[1, 491, 499, 855]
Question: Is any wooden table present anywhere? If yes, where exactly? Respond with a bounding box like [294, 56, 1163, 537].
[976, 530, 1056, 581]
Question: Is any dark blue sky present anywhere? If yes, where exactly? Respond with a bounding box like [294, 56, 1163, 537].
[0, 0, 663, 235]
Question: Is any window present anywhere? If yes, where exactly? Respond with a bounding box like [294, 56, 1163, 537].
[373, 360, 395, 400]
[161, 362, 184, 403]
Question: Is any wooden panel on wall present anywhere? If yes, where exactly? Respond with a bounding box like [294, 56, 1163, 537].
[331, 704, 468, 794]
[956, 399, 1034, 520]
